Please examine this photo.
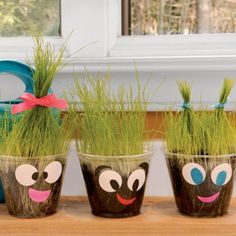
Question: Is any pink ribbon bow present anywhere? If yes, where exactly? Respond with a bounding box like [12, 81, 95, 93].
[11, 93, 68, 114]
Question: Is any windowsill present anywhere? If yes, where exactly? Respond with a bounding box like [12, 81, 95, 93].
[0, 36, 70, 59]
[1, 196, 236, 235]
[58, 55, 236, 73]
[110, 34, 236, 57]
[1, 53, 236, 74]
[2, 55, 236, 73]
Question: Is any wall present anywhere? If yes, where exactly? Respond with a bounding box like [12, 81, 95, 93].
[52, 70, 236, 110]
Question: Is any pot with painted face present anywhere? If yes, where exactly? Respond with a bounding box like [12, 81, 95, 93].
[165, 152, 236, 217]
[78, 152, 152, 218]
[0, 154, 66, 218]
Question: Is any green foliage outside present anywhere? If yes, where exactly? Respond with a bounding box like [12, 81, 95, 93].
[0, 0, 60, 36]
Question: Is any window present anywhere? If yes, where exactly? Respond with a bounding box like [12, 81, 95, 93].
[0, 0, 235, 65]
[0, 0, 61, 37]
[122, 0, 236, 35]
[0, 0, 108, 59]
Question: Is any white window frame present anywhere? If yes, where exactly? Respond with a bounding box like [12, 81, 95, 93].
[1, 0, 236, 72]
[107, 0, 236, 71]
[0, 0, 108, 59]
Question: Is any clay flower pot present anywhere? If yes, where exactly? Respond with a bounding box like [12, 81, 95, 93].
[78, 152, 152, 218]
[165, 152, 236, 217]
[0, 154, 66, 218]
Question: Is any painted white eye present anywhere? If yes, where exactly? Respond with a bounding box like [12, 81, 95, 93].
[211, 163, 232, 186]
[15, 164, 38, 186]
[182, 163, 206, 185]
[44, 161, 62, 184]
[127, 169, 146, 191]
[98, 170, 122, 192]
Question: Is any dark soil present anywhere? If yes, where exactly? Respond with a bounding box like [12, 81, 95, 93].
[81, 162, 149, 218]
[166, 155, 236, 217]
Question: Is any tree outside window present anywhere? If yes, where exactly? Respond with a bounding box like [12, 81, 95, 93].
[123, 0, 236, 35]
[0, 0, 61, 37]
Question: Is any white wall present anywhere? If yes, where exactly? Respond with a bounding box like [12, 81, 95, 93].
[2, 69, 236, 109]
[51, 70, 236, 110]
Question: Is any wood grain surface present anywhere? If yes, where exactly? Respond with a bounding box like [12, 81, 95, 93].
[0, 196, 236, 236]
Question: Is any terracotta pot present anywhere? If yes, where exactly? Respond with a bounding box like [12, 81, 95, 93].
[78, 152, 152, 218]
[165, 152, 236, 217]
[0, 154, 66, 218]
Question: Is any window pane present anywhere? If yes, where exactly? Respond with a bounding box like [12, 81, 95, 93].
[125, 0, 236, 35]
[0, 0, 61, 37]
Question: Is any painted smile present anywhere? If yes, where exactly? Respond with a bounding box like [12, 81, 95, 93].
[28, 188, 51, 203]
[197, 192, 220, 203]
[116, 193, 136, 205]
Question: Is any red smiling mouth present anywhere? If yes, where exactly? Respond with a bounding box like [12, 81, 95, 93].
[28, 188, 51, 203]
[197, 192, 220, 203]
[116, 193, 136, 205]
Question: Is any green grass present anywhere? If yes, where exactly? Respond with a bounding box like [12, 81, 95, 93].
[165, 79, 236, 156]
[0, 33, 71, 157]
[69, 72, 150, 156]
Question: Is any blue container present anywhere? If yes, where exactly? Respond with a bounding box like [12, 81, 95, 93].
[0, 60, 35, 203]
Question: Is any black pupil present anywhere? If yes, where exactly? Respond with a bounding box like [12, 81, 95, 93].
[43, 172, 48, 179]
[110, 180, 119, 190]
[132, 179, 139, 191]
[32, 172, 39, 181]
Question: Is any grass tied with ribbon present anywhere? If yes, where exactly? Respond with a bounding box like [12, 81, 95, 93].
[0, 34, 71, 157]
[165, 79, 236, 156]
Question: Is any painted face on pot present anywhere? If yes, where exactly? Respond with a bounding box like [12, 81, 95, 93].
[182, 162, 232, 203]
[95, 163, 149, 207]
[15, 161, 62, 203]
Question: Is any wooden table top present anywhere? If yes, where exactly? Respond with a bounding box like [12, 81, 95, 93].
[0, 196, 235, 236]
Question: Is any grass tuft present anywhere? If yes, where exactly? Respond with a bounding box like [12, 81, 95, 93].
[165, 79, 236, 156]
[69, 72, 150, 156]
